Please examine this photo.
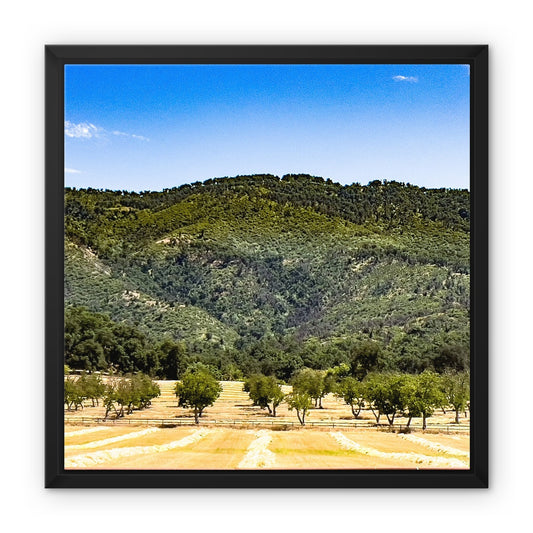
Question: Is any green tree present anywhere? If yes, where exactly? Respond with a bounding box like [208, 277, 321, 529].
[131, 373, 161, 411]
[291, 368, 328, 408]
[79, 372, 106, 407]
[244, 374, 285, 416]
[349, 341, 381, 380]
[175, 367, 223, 423]
[102, 373, 160, 418]
[363, 372, 406, 426]
[401, 371, 445, 429]
[336, 376, 365, 418]
[286, 391, 313, 426]
[103, 381, 119, 419]
[158, 339, 187, 379]
[64, 376, 85, 411]
[433, 344, 469, 373]
[441, 371, 470, 424]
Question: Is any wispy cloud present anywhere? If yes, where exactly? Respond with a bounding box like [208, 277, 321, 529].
[65, 121, 149, 141]
[65, 167, 81, 174]
[111, 130, 150, 142]
[64, 121, 101, 139]
[393, 75, 418, 83]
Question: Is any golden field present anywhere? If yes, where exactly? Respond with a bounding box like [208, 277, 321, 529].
[65, 380, 469, 470]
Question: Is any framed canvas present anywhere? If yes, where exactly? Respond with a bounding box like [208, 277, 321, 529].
[45, 45, 488, 488]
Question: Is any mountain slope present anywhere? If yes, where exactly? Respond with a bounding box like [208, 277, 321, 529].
[65, 174, 470, 374]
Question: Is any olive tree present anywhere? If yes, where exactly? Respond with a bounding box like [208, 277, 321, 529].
[64, 376, 85, 411]
[77, 372, 106, 407]
[244, 374, 285, 417]
[401, 371, 445, 429]
[291, 368, 332, 408]
[285, 391, 313, 426]
[336, 376, 365, 418]
[102, 373, 160, 419]
[175, 367, 222, 424]
[363, 372, 407, 426]
[441, 371, 470, 424]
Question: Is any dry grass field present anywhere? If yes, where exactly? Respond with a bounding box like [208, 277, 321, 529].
[64, 380, 470, 470]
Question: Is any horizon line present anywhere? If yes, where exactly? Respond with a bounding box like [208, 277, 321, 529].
[64, 173, 470, 194]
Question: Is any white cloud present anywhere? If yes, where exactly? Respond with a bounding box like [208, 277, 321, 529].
[111, 130, 149, 142]
[130, 134, 150, 142]
[64, 121, 101, 138]
[65, 167, 81, 174]
[65, 121, 149, 141]
[393, 75, 418, 83]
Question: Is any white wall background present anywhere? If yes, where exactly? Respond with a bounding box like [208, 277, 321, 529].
[0, 1, 529, 531]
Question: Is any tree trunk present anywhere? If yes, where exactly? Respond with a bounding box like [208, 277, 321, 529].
[406, 416, 412, 428]
[422, 414, 427, 430]
[370, 407, 380, 424]
[194, 406, 199, 424]
[272, 405, 276, 417]
[351, 405, 361, 418]
[455, 408, 460, 424]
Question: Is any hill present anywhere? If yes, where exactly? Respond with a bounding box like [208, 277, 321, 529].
[64, 174, 470, 378]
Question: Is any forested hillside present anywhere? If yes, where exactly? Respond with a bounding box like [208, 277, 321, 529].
[64, 174, 470, 379]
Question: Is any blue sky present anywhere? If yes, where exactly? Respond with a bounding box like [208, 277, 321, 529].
[65, 64, 470, 191]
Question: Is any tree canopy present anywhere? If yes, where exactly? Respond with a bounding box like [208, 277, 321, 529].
[175, 365, 223, 423]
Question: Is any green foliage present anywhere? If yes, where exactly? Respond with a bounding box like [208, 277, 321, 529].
[441, 371, 470, 423]
[363, 372, 408, 425]
[175, 366, 223, 423]
[64, 175, 470, 377]
[157, 339, 188, 380]
[285, 391, 313, 426]
[347, 341, 381, 380]
[77, 372, 106, 407]
[336, 376, 365, 418]
[64, 376, 86, 411]
[102, 373, 161, 418]
[290, 368, 330, 408]
[65, 306, 154, 373]
[400, 370, 446, 429]
[433, 345, 470, 373]
[243, 374, 285, 416]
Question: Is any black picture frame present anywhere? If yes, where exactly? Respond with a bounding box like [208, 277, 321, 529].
[46, 44, 488, 489]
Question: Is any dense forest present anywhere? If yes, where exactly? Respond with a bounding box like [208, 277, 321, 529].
[64, 174, 470, 380]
